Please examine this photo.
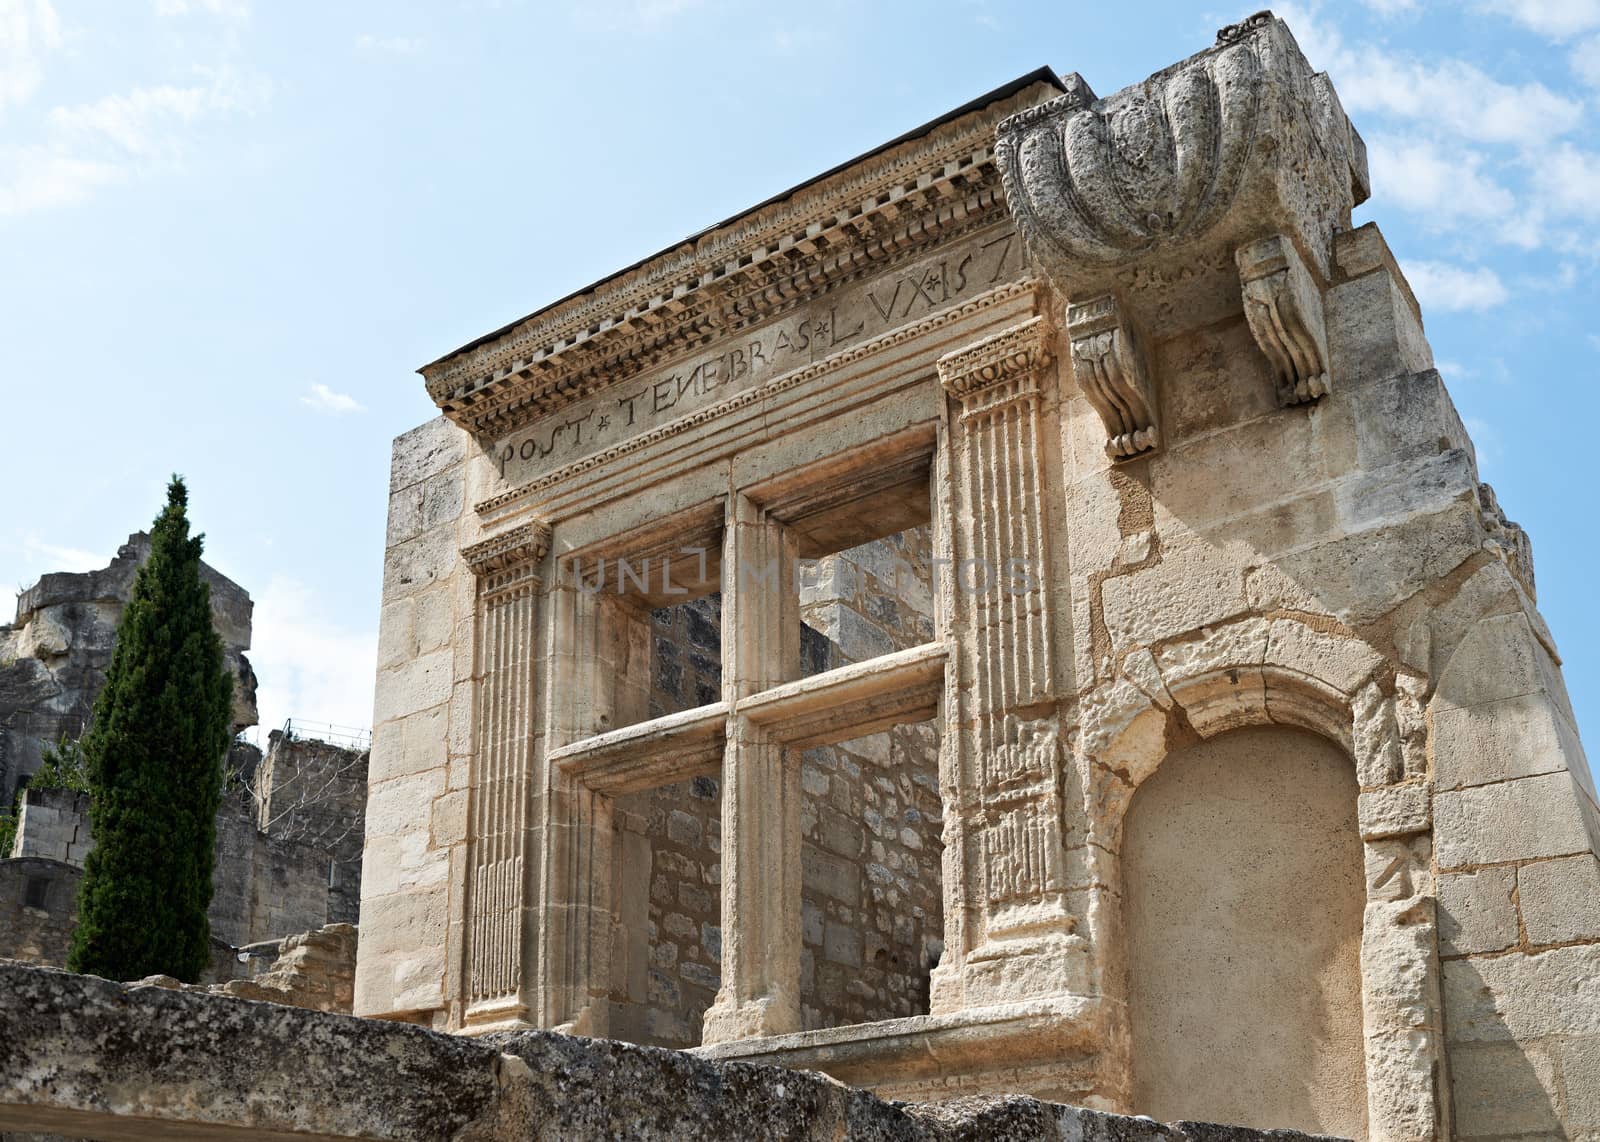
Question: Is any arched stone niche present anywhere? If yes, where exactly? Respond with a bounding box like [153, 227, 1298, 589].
[1120, 724, 1367, 1136]
[1078, 615, 1443, 1141]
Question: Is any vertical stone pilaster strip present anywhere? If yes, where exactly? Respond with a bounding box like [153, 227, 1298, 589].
[459, 520, 550, 1029]
[936, 317, 1080, 1005]
[702, 493, 802, 1044]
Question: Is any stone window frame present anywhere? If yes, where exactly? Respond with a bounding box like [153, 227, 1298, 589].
[533, 432, 949, 1046]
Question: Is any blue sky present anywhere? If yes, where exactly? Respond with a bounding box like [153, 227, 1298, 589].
[2, 0, 1597, 741]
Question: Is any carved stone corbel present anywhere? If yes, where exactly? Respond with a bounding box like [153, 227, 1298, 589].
[1066, 294, 1158, 461]
[1236, 234, 1330, 406]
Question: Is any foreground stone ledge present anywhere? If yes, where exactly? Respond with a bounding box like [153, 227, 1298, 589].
[0, 960, 1341, 1141]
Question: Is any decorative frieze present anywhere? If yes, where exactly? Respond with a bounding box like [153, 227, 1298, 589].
[1065, 294, 1158, 461]
[1236, 234, 1330, 405]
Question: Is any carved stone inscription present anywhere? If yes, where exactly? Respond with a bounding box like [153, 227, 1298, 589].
[493, 226, 1023, 485]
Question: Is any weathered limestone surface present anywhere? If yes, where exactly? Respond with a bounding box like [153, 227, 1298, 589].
[0, 532, 257, 805]
[0, 959, 1339, 1142]
[360, 10, 1600, 1139]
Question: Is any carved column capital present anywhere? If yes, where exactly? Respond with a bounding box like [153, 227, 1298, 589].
[936, 315, 1053, 402]
[1066, 294, 1159, 461]
[463, 520, 552, 601]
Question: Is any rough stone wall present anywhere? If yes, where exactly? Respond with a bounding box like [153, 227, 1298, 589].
[0, 532, 257, 806]
[797, 526, 942, 1031]
[250, 731, 368, 925]
[7, 788, 90, 863]
[604, 597, 723, 1047]
[3, 739, 364, 976]
[0, 857, 80, 965]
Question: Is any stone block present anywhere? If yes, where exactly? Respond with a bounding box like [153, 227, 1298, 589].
[1272, 501, 1481, 628]
[1435, 612, 1565, 715]
[1435, 772, 1594, 869]
[1357, 784, 1430, 840]
[1518, 855, 1600, 946]
[1333, 449, 1475, 534]
[365, 768, 446, 841]
[1448, 1040, 1561, 1138]
[372, 648, 453, 726]
[1444, 945, 1600, 1042]
[1558, 1035, 1600, 1128]
[1434, 691, 1585, 791]
[823, 920, 863, 968]
[1325, 239, 1433, 387]
[1100, 542, 1249, 650]
[390, 416, 466, 494]
[381, 527, 460, 604]
[430, 788, 469, 848]
[1437, 867, 1518, 956]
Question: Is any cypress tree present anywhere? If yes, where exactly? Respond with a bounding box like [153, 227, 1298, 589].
[68, 477, 233, 981]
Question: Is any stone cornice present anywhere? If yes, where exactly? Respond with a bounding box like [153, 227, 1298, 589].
[936, 315, 1053, 400]
[421, 80, 1061, 437]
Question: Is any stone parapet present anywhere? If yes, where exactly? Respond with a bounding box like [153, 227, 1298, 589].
[0, 958, 1339, 1141]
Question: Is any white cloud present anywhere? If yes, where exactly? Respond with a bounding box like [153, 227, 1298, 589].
[248, 576, 376, 736]
[1575, 35, 1600, 84]
[0, 146, 117, 213]
[49, 83, 222, 156]
[0, 0, 61, 115]
[1279, 3, 1582, 144]
[574, 0, 705, 33]
[1403, 260, 1511, 311]
[1343, 53, 1582, 145]
[1361, 0, 1419, 13]
[0, 66, 266, 216]
[1367, 135, 1516, 219]
[1485, 0, 1600, 37]
[19, 535, 105, 574]
[1463, 415, 1505, 475]
[354, 33, 425, 55]
[154, 0, 250, 19]
[1535, 143, 1600, 218]
[300, 383, 365, 415]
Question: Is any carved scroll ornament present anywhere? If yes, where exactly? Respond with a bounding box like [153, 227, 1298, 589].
[1237, 234, 1330, 405]
[1067, 294, 1158, 461]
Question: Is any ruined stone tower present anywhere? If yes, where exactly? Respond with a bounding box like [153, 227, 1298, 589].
[358, 14, 1600, 1138]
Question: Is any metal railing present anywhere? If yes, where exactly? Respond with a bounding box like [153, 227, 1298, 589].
[278, 719, 372, 751]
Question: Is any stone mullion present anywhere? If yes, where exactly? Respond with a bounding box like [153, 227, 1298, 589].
[702, 494, 801, 1044]
[460, 521, 550, 1031]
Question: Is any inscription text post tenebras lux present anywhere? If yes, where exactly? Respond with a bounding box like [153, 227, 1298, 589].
[494, 230, 1022, 482]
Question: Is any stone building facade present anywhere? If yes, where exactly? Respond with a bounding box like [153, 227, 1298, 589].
[358, 14, 1600, 1139]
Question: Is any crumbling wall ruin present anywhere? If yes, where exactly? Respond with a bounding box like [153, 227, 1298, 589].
[0, 532, 257, 806]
